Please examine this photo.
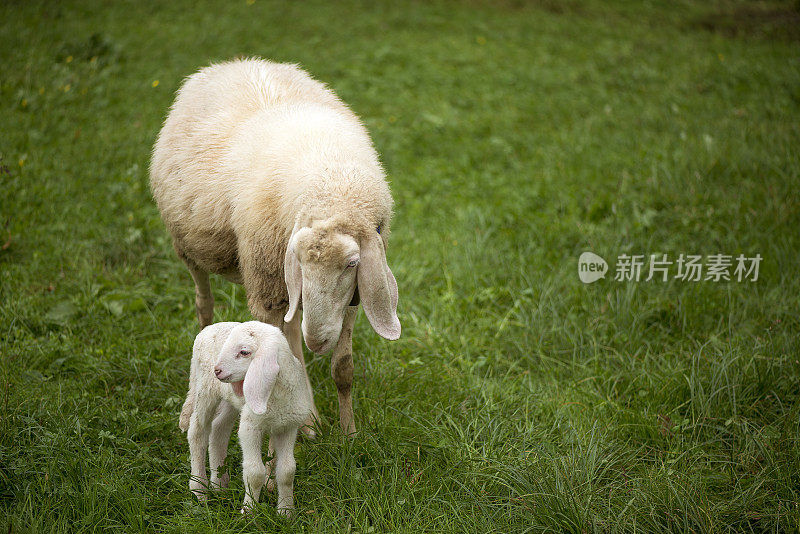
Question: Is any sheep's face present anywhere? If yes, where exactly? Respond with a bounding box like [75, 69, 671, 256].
[290, 229, 359, 354]
[284, 217, 401, 353]
[213, 328, 260, 382]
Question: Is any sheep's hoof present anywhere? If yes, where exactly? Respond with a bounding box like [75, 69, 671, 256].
[266, 478, 276, 492]
[341, 421, 357, 438]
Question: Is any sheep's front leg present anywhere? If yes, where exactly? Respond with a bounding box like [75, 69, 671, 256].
[284, 313, 321, 438]
[240, 258, 320, 438]
[238, 413, 267, 513]
[187, 397, 220, 499]
[331, 306, 357, 436]
[271, 427, 299, 515]
[208, 402, 238, 489]
[184, 259, 214, 329]
[265, 437, 277, 492]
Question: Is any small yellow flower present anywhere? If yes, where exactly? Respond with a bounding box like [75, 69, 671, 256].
[246, 0, 255, 4]
[19, 158, 25, 167]
[152, 80, 159, 87]
[63, 84, 71, 92]
[718, 53, 724, 62]
[21, 99, 27, 108]
[66, 55, 73, 63]
[38, 87, 45, 94]
[476, 36, 486, 45]
[388, 115, 397, 123]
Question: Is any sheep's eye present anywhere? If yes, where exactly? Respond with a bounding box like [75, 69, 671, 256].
[239, 349, 251, 357]
[347, 259, 359, 268]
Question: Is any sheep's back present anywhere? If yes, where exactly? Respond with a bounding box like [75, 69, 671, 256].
[150, 58, 393, 298]
[150, 59, 369, 273]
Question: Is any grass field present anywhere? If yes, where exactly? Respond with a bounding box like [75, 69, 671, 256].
[2, 0, 799, 532]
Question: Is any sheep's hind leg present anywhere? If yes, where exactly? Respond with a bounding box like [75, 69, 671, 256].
[187, 396, 220, 500]
[331, 306, 357, 436]
[265, 437, 276, 492]
[185, 260, 214, 329]
[208, 401, 237, 490]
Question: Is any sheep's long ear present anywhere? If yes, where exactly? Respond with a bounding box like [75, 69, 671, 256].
[283, 228, 304, 323]
[243, 342, 280, 415]
[357, 231, 401, 340]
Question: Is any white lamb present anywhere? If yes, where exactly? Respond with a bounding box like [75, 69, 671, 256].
[151, 58, 401, 436]
[179, 321, 312, 514]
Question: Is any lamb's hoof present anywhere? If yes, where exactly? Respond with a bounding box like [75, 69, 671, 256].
[190, 479, 209, 501]
[266, 478, 276, 492]
[300, 413, 321, 440]
[210, 473, 230, 490]
[300, 425, 317, 440]
[277, 507, 294, 518]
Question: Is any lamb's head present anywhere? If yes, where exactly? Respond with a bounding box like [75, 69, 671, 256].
[213, 322, 282, 414]
[284, 217, 400, 354]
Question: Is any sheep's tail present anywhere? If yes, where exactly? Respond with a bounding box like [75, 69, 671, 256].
[179, 359, 198, 433]
[179, 391, 194, 432]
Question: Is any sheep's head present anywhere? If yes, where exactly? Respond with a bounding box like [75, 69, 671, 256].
[214, 323, 281, 414]
[284, 217, 400, 354]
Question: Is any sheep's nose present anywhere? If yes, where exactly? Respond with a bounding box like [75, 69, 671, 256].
[214, 367, 223, 377]
[308, 338, 331, 354]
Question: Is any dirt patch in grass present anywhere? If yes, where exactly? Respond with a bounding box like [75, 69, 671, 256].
[696, 1, 800, 41]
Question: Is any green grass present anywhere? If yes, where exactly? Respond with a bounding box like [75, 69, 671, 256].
[2, 0, 799, 531]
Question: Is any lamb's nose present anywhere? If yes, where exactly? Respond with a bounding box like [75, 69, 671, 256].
[214, 367, 223, 377]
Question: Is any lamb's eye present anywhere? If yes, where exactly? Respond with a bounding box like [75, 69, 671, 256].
[239, 349, 251, 357]
[347, 259, 358, 268]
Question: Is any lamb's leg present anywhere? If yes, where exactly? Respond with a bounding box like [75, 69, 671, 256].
[271, 427, 298, 515]
[331, 306, 357, 436]
[238, 412, 267, 513]
[187, 396, 219, 499]
[208, 401, 237, 490]
[284, 313, 321, 438]
[184, 259, 214, 329]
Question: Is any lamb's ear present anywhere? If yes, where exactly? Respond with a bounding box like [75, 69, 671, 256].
[283, 227, 305, 323]
[243, 342, 280, 415]
[357, 231, 400, 340]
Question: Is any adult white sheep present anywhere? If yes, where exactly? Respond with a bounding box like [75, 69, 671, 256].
[150, 58, 400, 436]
